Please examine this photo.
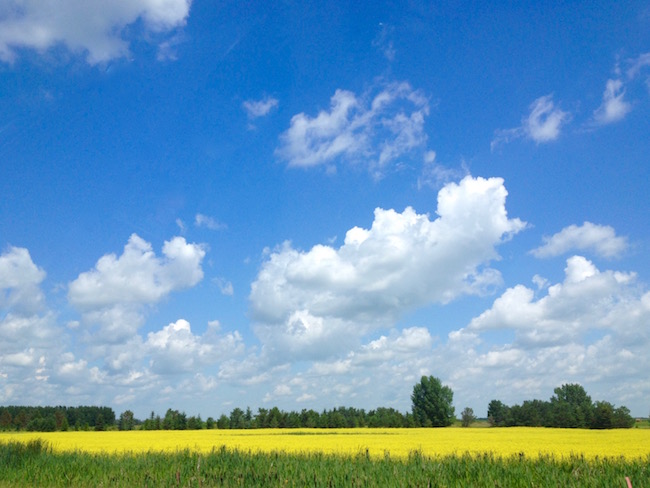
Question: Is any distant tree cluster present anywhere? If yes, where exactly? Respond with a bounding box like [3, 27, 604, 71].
[0, 406, 116, 432]
[487, 384, 635, 429]
[139, 406, 416, 430]
[1, 381, 635, 432]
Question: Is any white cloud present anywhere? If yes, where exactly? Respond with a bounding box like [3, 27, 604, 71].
[0, 313, 59, 351]
[525, 95, 570, 142]
[214, 277, 234, 296]
[263, 383, 292, 403]
[250, 176, 525, 360]
[145, 319, 244, 374]
[0, 247, 71, 407]
[195, 213, 226, 231]
[0, 0, 192, 64]
[372, 23, 396, 61]
[0, 246, 61, 361]
[0, 246, 46, 314]
[530, 222, 627, 259]
[444, 256, 650, 410]
[492, 94, 570, 149]
[175, 218, 186, 233]
[243, 97, 279, 119]
[69, 234, 204, 309]
[417, 153, 469, 190]
[68, 234, 205, 341]
[593, 79, 632, 124]
[626, 52, 650, 79]
[276, 82, 430, 176]
[275, 326, 434, 408]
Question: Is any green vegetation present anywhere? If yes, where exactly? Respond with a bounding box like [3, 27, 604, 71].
[0, 406, 115, 432]
[0, 383, 636, 433]
[487, 384, 635, 429]
[461, 407, 477, 427]
[411, 375, 455, 427]
[1, 439, 648, 487]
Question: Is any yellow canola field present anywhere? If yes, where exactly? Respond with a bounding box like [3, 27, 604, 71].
[2, 428, 649, 460]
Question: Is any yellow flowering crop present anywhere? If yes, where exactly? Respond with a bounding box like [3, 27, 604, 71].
[2, 427, 649, 460]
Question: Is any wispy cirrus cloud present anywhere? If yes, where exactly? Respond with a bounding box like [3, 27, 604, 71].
[592, 79, 632, 125]
[195, 213, 226, 231]
[492, 94, 570, 150]
[243, 97, 279, 119]
[626, 52, 650, 80]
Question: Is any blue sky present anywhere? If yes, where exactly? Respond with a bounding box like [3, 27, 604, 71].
[1, 1, 649, 419]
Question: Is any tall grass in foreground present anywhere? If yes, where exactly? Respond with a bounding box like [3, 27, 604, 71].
[0, 440, 650, 488]
[1, 439, 648, 487]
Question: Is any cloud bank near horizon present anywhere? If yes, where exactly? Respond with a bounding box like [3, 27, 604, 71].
[1, 175, 647, 416]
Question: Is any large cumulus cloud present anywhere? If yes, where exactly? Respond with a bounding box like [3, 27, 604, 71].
[250, 175, 526, 360]
[68, 234, 205, 342]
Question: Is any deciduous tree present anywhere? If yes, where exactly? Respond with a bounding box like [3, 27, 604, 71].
[411, 376, 455, 427]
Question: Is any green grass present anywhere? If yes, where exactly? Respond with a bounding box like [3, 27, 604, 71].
[1, 439, 648, 487]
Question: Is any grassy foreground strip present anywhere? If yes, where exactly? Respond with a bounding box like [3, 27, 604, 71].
[1, 439, 649, 487]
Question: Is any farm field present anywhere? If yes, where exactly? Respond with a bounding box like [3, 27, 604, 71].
[0, 429, 650, 488]
[2, 427, 650, 459]
[2, 430, 650, 487]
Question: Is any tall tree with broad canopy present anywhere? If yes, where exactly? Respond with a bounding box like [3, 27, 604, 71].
[411, 375, 455, 427]
[550, 383, 594, 428]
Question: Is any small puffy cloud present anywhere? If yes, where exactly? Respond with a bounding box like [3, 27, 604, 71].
[0, 246, 46, 313]
[195, 213, 226, 231]
[525, 95, 570, 142]
[250, 175, 525, 360]
[355, 327, 433, 365]
[53, 355, 104, 386]
[276, 82, 429, 177]
[263, 383, 292, 402]
[145, 319, 244, 374]
[243, 97, 279, 119]
[492, 95, 570, 149]
[68, 234, 205, 341]
[593, 79, 631, 125]
[0, 0, 192, 64]
[530, 222, 627, 259]
[69, 234, 204, 309]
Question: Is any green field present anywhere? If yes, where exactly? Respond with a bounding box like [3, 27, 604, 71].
[2, 438, 649, 487]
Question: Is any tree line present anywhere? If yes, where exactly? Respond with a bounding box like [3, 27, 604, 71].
[139, 405, 416, 430]
[487, 383, 635, 429]
[0, 405, 116, 432]
[0, 379, 636, 432]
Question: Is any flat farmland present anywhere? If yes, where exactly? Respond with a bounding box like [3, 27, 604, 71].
[3, 429, 650, 486]
[2, 427, 649, 459]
